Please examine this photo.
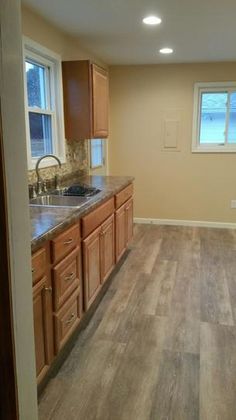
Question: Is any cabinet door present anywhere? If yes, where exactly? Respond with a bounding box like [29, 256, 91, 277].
[52, 247, 80, 311]
[92, 64, 109, 138]
[83, 226, 101, 310]
[101, 214, 115, 283]
[125, 198, 133, 245]
[33, 276, 53, 383]
[115, 204, 126, 262]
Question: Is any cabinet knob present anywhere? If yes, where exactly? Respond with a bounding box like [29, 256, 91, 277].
[44, 286, 52, 293]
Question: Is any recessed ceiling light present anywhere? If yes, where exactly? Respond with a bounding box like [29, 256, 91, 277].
[143, 16, 162, 25]
[159, 48, 173, 54]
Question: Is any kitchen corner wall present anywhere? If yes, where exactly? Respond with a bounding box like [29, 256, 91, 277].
[21, 5, 106, 183]
[109, 63, 236, 223]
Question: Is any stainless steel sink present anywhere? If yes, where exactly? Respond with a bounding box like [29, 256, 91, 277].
[30, 194, 91, 208]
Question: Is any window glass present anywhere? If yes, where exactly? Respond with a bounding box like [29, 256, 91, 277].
[228, 92, 236, 144]
[29, 113, 53, 157]
[91, 139, 103, 168]
[26, 61, 47, 109]
[199, 92, 227, 144]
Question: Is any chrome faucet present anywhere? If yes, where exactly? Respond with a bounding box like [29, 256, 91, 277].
[35, 154, 62, 195]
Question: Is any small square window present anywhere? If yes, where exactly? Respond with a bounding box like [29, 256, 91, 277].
[23, 37, 66, 169]
[192, 82, 236, 153]
[90, 139, 104, 168]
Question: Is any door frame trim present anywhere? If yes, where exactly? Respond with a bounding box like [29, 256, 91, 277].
[0, 108, 19, 419]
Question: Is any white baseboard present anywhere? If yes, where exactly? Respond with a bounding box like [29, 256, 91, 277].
[134, 217, 236, 230]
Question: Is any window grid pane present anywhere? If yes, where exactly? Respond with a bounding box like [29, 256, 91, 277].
[29, 112, 53, 158]
[91, 139, 103, 168]
[26, 60, 48, 110]
[228, 92, 236, 144]
[199, 92, 227, 144]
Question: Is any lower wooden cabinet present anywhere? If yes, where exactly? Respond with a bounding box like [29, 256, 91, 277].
[54, 289, 81, 353]
[83, 214, 115, 310]
[126, 198, 133, 244]
[115, 197, 133, 262]
[100, 215, 115, 282]
[33, 276, 54, 384]
[115, 204, 127, 262]
[32, 184, 133, 386]
[83, 226, 101, 310]
[52, 247, 80, 311]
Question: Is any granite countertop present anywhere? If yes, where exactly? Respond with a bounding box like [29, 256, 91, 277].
[30, 175, 134, 252]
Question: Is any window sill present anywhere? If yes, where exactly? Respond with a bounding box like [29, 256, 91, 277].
[192, 146, 236, 154]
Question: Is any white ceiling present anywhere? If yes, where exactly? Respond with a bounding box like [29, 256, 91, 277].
[22, 0, 236, 65]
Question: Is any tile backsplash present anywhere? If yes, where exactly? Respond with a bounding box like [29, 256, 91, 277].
[28, 139, 89, 184]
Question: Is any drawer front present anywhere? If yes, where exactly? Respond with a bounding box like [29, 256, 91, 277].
[52, 247, 80, 311]
[54, 290, 80, 353]
[32, 247, 47, 285]
[51, 224, 80, 264]
[115, 184, 133, 209]
[82, 197, 114, 238]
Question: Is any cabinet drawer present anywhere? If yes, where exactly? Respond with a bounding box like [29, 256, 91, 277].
[32, 248, 47, 285]
[52, 247, 80, 311]
[54, 289, 80, 353]
[51, 224, 80, 264]
[82, 197, 114, 238]
[115, 184, 133, 209]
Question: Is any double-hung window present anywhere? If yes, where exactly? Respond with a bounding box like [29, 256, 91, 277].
[192, 82, 236, 152]
[23, 38, 65, 169]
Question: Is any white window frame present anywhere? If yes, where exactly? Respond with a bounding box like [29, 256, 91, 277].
[23, 37, 66, 169]
[192, 81, 236, 153]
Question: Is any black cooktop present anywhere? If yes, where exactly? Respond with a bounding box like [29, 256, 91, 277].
[62, 184, 101, 197]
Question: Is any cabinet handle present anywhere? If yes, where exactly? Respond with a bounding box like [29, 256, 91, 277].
[32, 268, 35, 274]
[66, 313, 75, 324]
[44, 286, 52, 293]
[65, 272, 74, 281]
[64, 238, 73, 245]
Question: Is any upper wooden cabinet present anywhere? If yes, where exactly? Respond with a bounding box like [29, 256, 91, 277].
[62, 60, 109, 140]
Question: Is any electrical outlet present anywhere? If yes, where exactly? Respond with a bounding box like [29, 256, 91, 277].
[231, 200, 236, 209]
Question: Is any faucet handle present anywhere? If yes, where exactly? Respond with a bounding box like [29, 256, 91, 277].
[54, 174, 60, 190]
[36, 180, 44, 195]
[29, 184, 37, 199]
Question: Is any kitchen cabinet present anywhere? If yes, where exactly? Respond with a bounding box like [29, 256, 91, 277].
[32, 244, 54, 384]
[115, 204, 127, 262]
[115, 197, 133, 262]
[62, 60, 109, 140]
[100, 215, 115, 283]
[83, 226, 101, 310]
[83, 214, 115, 310]
[51, 224, 82, 354]
[54, 289, 81, 353]
[31, 183, 133, 386]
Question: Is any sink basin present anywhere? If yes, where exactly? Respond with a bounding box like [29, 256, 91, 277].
[30, 195, 91, 208]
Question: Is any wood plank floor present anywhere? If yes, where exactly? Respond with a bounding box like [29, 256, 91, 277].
[39, 224, 236, 420]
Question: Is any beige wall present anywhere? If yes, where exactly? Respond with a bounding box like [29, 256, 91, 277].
[21, 5, 105, 64]
[109, 63, 236, 223]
